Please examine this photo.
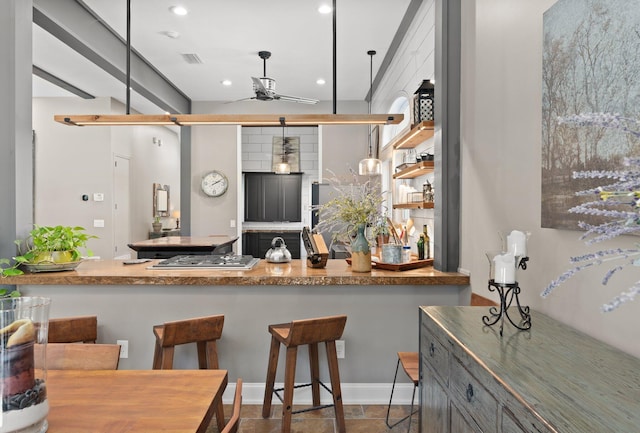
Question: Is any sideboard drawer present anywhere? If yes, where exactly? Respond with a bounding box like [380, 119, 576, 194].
[450, 356, 498, 433]
[421, 325, 449, 383]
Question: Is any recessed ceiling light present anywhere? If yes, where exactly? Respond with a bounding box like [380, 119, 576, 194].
[318, 4, 332, 14]
[316, 78, 326, 85]
[221, 80, 232, 86]
[169, 5, 188, 16]
[161, 30, 181, 39]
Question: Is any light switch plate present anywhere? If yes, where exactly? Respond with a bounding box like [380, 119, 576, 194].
[93, 193, 104, 201]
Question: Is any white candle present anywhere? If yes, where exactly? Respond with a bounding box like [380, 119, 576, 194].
[493, 252, 516, 284]
[507, 230, 527, 257]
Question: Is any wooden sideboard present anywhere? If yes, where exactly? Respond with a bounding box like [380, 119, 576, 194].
[419, 306, 640, 433]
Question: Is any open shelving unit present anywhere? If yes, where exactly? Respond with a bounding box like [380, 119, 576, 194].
[391, 121, 436, 210]
[392, 160, 434, 179]
[390, 120, 435, 150]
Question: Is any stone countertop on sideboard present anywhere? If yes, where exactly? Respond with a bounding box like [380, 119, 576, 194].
[1, 259, 470, 286]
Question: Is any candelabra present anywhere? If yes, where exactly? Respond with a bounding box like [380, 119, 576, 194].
[484, 230, 532, 336]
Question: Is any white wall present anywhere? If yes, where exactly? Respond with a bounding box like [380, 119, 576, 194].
[32, 97, 180, 259]
[460, 0, 639, 359]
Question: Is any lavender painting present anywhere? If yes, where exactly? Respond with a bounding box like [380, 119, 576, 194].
[541, 0, 640, 229]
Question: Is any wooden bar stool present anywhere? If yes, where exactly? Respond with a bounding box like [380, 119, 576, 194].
[262, 314, 347, 433]
[48, 316, 98, 343]
[385, 352, 419, 432]
[152, 314, 225, 431]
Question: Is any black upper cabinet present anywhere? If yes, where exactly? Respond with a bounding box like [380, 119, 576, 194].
[244, 173, 302, 222]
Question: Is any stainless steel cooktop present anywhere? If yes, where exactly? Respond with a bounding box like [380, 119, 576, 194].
[150, 254, 259, 270]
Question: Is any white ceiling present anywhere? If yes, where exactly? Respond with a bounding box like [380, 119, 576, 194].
[32, 0, 413, 114]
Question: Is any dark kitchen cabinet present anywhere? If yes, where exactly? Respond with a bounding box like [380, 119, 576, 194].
[244, 173, 302, 222]
[242, 231, 301, 259]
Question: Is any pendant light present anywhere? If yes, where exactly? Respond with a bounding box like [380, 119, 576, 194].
[359, 50, 382, 176]
[274, 125, 291, 174]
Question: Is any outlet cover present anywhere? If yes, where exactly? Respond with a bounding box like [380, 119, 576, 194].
[116, 340, 128, 358]
[336, 340, 345, 359]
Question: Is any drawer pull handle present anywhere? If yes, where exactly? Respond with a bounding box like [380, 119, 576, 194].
[429, 342, 435, 356]
[466, 383, 474, 402]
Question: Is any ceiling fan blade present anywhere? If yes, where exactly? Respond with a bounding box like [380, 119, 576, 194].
[224, 96, 256, 104]
[274, 93, 319, 104]
[251, 77, 268, 93]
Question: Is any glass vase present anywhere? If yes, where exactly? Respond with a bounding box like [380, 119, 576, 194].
[351, 224, 371, 272]
[0, 297, 50, 433]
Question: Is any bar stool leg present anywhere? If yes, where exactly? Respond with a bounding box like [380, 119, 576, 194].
[160, 347, 175, 369]
[152, 338, 162, 370]
[198, 340, 226, 432]
[262, 336, 281, 418]
[196, 340, 219, 369]
[325, 341, 346, 433]
[281, 346, 298, 433]
[308, 342, 321, 406]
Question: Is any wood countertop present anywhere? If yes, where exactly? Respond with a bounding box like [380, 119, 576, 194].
[1, 259, 470, 286]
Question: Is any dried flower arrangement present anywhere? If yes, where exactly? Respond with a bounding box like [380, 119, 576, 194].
[542, 113, 640, 311]
[311, 169, 385, 245]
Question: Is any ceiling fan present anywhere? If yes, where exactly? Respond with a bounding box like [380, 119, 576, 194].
[238, 51, 319, 104]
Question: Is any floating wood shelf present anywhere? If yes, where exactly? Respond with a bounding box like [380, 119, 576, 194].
[390, 120, 435, 149]
[393, 202, 434, 210]
[53, 113, 404, 127]
[392, 161, 435, 179]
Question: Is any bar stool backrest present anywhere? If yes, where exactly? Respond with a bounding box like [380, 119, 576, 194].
[48, 316, 98, 343]
[286, 315, 347, 346]
[159, 314, 224, 347]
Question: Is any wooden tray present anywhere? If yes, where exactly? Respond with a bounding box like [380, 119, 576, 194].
[346, 258, 433, 271]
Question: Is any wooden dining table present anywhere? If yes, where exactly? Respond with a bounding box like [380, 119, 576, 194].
[44, 369, 228, 433]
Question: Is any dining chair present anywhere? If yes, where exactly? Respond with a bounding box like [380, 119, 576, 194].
[48, 315, 98, 343]
[34, 343, 121, 370]
[221, 378, 243, 433]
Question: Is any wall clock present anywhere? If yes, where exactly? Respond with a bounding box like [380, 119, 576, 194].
[201, 170, 229, 197]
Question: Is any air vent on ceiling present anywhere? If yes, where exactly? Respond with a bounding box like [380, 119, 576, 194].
[181, 53, 204, 64]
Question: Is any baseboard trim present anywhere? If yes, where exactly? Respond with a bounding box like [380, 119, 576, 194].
[221, 382, 418, 406]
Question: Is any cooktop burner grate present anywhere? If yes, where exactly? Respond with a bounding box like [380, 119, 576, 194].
[150, 254, 259, 270]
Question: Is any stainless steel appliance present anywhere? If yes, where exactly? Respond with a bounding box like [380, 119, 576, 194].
[149, 254, 259, 270]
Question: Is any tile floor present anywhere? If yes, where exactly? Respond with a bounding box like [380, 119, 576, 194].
[207, 404, 419, 433]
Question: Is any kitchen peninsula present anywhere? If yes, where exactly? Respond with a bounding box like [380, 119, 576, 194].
[3, 259, 469, 402]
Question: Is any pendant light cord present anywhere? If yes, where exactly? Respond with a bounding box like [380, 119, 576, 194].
[126, 0, 131, 115]
[332, 0, 337, 114]
[367, 50, 376, 157]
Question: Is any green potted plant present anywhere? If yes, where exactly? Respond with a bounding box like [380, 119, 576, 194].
[12, 225, 97, 270]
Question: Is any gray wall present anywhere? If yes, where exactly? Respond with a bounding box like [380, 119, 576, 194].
[460, 0, 640, 360]
[189, 101, 369, 247]
[21, 281, 468, 403]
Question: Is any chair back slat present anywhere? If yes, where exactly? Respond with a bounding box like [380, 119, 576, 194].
[48, 316, 98, 343]
[35, 343, 120, 370]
